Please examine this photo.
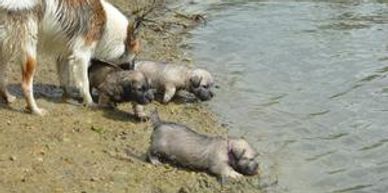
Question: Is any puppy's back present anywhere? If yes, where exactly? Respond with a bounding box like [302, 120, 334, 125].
[88, 59, 120, 88]
[150, 122, 222, 169]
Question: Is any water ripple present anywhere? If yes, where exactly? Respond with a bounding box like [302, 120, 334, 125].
[358, 139, 388, 151]
[308, 110, 330, 117]
[319, 133, 349, 141]
[327, 168, 347, 175]
[331, 184, 373, 193]
[305, 150, 336, 162]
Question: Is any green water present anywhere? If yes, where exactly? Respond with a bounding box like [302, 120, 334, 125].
[188, 0, 388, 192]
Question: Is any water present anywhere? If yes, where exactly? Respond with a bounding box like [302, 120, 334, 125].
[187, 1, 388, 192]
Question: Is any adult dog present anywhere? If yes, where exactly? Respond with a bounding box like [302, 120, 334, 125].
[0, 0, 140, 115]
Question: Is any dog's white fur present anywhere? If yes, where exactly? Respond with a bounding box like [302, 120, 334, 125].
[0, 0, 138, 115]
[95, 1, 130, 62]
[0, 0, 39, 10]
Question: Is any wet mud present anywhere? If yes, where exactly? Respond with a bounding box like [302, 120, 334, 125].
[0, 1, 262, 193]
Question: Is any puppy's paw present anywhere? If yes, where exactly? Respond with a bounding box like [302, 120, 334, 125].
[147, 154, 162, 165]
[227, 170, 243, 179]
[5, 94, 16, 104]
[136, 115, 149, 122]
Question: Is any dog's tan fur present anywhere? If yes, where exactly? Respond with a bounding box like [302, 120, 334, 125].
[88, 59, 153, 119]
[0, 0, 140, 115]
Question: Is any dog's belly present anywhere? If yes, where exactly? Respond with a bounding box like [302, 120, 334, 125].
[37, 29, 69, 56]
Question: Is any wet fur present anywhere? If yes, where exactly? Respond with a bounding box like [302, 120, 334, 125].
[148, 111, 259, 181]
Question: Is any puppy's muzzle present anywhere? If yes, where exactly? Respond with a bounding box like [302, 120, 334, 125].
[236, 159, 259, 176]
[193, 88, 214, 101]
[138, 90, 154, 105]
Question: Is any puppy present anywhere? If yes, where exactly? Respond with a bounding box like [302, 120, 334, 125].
[134, 61, 215, 103]
[0, 0, 141, 115]
[147, 111, 259, 182]
[88, 59, 154, 120]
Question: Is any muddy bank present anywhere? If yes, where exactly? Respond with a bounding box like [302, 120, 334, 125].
[0, 1, 262, 193]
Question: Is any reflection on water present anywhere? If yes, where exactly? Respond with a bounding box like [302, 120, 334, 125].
[187, 1, 388, 193]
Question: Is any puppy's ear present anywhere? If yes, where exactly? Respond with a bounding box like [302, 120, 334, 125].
[230, 138, 247, 159]
[233, 149, 246, 160]
[190, 76, 202, 88]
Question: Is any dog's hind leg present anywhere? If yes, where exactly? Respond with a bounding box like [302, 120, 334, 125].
[0, 17, 16, 104]
[0, 48, 16, 104]
[21, 17, 46, 115]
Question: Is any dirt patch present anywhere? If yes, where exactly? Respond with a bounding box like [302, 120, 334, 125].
[0, 1, 262, 192]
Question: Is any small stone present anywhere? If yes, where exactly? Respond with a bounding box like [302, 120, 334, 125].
[9, 156, 16, 161]
[6, 120, 11, 125]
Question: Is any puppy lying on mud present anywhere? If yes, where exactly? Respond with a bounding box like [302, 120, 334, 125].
[147, 111, 259, 182]
[134, 61, 215, 103]
[88, 59, 154, 120]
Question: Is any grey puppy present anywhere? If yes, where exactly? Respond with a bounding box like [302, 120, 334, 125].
[147, 111, 259, 182]
[88, 59, 154, 119]
[134, 61, 215, 103]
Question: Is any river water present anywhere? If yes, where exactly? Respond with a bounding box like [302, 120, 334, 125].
[186, 0, 388, 192]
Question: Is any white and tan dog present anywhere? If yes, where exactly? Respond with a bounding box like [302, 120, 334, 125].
[0, 0, 140, 115]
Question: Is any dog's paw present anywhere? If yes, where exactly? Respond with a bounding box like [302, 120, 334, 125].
[28, 107, 47, 116]
[83, 101, 98, 108]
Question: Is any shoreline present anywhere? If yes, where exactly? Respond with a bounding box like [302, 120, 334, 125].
[0, 1, 262, 193]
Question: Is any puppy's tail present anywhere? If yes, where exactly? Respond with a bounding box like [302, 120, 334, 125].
[149, 109, 162, 128]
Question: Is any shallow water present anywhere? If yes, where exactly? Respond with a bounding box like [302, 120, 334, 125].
[188, 1, 388, 192]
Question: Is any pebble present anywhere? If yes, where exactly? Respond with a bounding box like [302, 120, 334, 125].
[9, 156, 16, 161]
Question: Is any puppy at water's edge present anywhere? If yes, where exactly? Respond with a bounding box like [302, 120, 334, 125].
[134, 61, 215, 103]
[147, 110, 259, 183]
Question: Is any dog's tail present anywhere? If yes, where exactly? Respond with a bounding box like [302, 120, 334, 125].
[149, 108, 162, 128]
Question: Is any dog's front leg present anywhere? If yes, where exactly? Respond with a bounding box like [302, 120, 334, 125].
[56, 55, 71, 100]
[211, 162, 242, 184]
[68, 41, 95, 107]
[162, 84, 176, 103]
[132, 103, 147, 121]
